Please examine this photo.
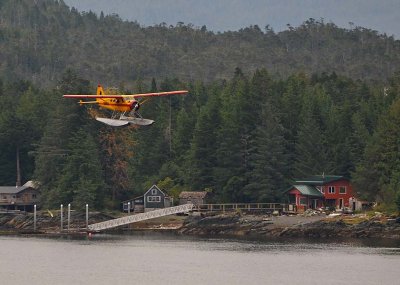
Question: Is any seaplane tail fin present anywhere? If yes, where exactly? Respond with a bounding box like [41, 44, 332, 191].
[96, 84, 105, 103]
[97, 84, 105, 96]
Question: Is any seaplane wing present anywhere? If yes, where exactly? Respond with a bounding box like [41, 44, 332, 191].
[63, 95, 123, 99]
[123, 90, 188, 99]
[63, 90, 188, 99]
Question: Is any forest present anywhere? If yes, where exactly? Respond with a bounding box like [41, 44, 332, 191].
[1, 0, 400, 212]
[0, 0, 400, 86]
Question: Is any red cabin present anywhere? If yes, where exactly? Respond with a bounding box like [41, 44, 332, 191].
[284, 175, 354, 212]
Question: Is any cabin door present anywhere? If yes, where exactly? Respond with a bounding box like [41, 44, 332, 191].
[339, 198, 344, 209]
[312, 199, 318, 209]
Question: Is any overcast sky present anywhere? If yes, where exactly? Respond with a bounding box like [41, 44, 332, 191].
[63, 0, 400, 37]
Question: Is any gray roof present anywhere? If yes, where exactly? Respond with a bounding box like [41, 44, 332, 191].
[0, 185, 30, 194]
[295, 175, 346, 185]
[0, 181, 39, 194]
[143, 185, 167, 197]
[179, 191, 208, 199]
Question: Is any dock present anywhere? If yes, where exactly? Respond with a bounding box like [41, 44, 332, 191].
[88, 203, 193, 232]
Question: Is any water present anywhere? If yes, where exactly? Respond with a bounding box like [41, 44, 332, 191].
[0, 233, 399, 285]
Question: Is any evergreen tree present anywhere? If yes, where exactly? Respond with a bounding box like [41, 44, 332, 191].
[214, 69, 252, 200]
[186, 93, 220, 191]
[56, 129, 105, 209]
[33, 71, 90, 208]
[244, 103, 289, 202]
[278, 74, 307, 176]
[294, 93, 331, 178]
[353, 97, 400, 205]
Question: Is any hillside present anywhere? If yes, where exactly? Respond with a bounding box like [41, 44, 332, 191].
[0, 0, 399, 86]
[1, 0, 400, 213]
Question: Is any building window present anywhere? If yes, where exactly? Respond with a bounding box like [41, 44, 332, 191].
[328, 186, 335, 194]
[339, 187, 346, 194]
[151, 189, 157, 195]
[32, 194, 37, 199]
[299, 197, 307, 205]
[147, 196, 161, 202]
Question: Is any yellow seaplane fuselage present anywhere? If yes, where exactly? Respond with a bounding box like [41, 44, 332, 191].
[78, 85, 140, 113]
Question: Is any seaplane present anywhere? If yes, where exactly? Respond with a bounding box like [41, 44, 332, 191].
[63, 85, 188, 127]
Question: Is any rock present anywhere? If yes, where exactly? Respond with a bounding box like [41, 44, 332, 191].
[177, 213, 400, 240]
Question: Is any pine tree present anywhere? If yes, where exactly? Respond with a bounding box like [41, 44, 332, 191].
[353, 97, 400, 204]
[33, 71, 90, 208]
[56, 129, 105, 209]
[186, 94, 220, 190]
[214, 69, 252, 200]
[294, 93, 332, 178]
[244, 103, 289, 202]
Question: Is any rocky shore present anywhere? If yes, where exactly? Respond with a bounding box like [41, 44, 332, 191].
[0, 210, 114, 233]
[2, 210, 400, 240]
[178, 212, 400, 240]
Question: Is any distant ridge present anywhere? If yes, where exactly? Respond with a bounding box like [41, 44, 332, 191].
[0, 0, 399, 86]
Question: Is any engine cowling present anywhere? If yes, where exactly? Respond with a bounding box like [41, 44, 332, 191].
[130, 100, 140, 111]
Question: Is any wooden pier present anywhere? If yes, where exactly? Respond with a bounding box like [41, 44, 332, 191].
[88, 203, 193, 232]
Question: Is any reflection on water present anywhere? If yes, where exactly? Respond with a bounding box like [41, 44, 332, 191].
[0, 232, 399, 285]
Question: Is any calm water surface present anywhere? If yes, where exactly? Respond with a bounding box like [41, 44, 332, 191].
[0, 233, 399, 285]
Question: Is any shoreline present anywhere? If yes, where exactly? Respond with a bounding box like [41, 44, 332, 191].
[1, 211, 400, 241]
[177, 212, 400, 240]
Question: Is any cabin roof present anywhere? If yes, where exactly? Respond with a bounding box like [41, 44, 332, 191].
[0, 180, 39, 194]
[295, 175, 347, 185]
[143, 185, 167, 197]
[179, 191, 208, 199]
[121, 195, 144, 203]
[0, 185, 31, 194]
[288, 185, 324, 197]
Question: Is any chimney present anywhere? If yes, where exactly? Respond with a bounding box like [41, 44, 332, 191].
[16, 147, 21, 187]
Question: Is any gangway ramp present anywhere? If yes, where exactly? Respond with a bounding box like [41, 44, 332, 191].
[88, 204, 193, 232]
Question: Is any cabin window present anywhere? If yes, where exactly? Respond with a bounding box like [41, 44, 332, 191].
[339, 187, 346, 194]
[32, 194, 37, 199]
[151, 189, 157, 195]
[147, 196, 161, 202]
[299, 197, 307, 205]
[328, 186, 335, 194]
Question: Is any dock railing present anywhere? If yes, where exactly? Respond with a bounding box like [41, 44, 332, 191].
[88, 203, 193, 232]
[192, 203, 296, 213]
